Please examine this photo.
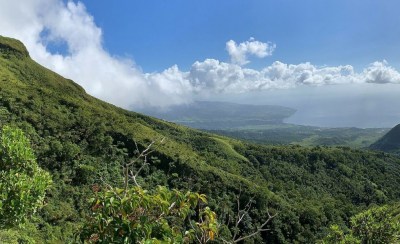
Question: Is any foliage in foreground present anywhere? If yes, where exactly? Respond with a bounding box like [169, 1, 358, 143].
[79, 140, 218, 243]
[321, 204, 400, 244]
[79, 185, 217, 243]
[0, 126, 52, 228]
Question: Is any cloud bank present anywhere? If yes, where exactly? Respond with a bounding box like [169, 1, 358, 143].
[0, 0, 400, 109]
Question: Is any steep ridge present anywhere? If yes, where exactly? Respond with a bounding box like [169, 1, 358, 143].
[0, 35, 278, 241]
[1, 36, 400, 243]
[370, 124, 400, 153]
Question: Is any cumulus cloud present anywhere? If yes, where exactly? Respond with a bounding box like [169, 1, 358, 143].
[184, 60, 397, 94]
[226, 37, 276, 65]
[0, 0, 399, 110]
[363, 60, 400, 84]
[0, 0, 192, 108]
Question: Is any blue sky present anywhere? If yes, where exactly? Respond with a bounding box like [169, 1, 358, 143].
[1, 0, 400, 127]
[82, 0, 400, 72]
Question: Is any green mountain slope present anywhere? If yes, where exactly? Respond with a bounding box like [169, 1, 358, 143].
[137, 101, 296, 129]
[370, 124, 400, 153]
[1, 35, 400, 243]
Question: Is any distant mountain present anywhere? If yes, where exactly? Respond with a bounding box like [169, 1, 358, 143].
[137, 101, 296, 129]
[370, 124, 400, 153]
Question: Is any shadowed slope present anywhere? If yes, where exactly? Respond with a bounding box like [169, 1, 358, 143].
[370, 124, 400, 153]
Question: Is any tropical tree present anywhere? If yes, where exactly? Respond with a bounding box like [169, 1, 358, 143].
[0, 126, 52, 228]
[321, 204, 400, 244]
[79, 140, 218, 243]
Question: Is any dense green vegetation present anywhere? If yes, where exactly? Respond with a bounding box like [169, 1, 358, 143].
[321, 203, 400, 243]
[80, 185, 217, 243]
[0, 126, 51, 228]
[138, 101, 295, 130]
[370, 124, 400, 154]
[1, 35, 400, 243]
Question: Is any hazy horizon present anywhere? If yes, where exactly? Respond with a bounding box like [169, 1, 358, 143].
[1, 1, 400, 129]
[211, 83, 400, 128]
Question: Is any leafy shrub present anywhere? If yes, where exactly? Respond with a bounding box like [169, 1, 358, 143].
[79, 185, 218, 243]
[321, 204, 400, 243]
[0, 126, 52, 228]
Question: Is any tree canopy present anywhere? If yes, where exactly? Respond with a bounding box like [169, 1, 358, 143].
[0, 126, 52, 228]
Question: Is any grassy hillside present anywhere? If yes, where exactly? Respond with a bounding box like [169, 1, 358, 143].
[1, 35, 400, 243]
[370, 124, 400, 153]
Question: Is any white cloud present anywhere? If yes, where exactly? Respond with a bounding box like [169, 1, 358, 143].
[186, 60, 354, 93]
[0, 0, 399, 110]
[184, 60, 400, 95]
[363, 60, 400, 84]
[0, 0, 192, 109]
[226, 37, 276, 65]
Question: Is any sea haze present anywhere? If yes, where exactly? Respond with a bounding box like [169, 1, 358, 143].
[136, 101, 295, 130]
[216, 83, 400, 128]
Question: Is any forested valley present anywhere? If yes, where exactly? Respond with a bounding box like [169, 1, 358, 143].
[1, 36, 400, 243]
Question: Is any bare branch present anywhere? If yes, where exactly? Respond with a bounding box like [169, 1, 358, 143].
[232, 189, 254, 241]
[189, 220, 203, 244]
[232, 188, 242, 240]
[221, 238, 232, 244]
[227, 187, 278, 244]
[122, 137, 164, 195]
[168, 202, 176, 211]
[233, 210, 278, 243]
[125, 140, 156, 168]
[128, 160, 149, 187]
[98, 176, 113, 192]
